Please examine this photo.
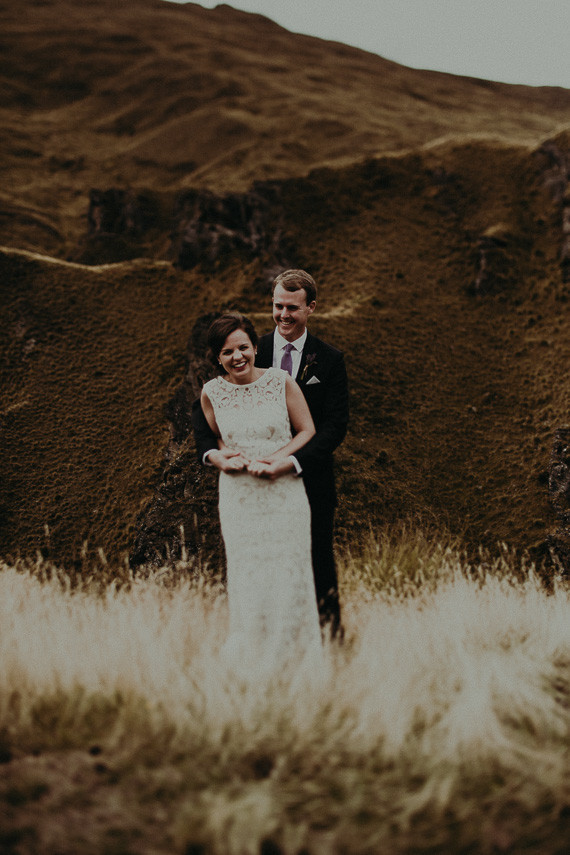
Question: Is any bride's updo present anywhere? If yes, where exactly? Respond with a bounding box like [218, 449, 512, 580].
[206, 311, 258, 371]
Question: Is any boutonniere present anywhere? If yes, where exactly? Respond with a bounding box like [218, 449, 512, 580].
[299, 353, 317, 382]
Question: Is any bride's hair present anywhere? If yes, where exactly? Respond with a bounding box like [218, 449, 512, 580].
[206, 311, 258, 371]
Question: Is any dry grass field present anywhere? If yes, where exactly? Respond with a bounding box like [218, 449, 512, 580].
[1, 536, 569, 854]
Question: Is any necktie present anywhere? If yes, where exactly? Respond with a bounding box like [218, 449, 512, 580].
[280, 343, 294, 376]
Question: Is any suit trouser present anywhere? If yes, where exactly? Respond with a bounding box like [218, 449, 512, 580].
[308, 496, 342, 636]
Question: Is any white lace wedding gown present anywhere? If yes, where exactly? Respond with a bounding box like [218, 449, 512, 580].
[203, 368, 322, 675]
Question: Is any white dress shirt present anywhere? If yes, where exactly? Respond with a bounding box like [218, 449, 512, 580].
[273, 329, 307, 378]
[272, 329, 307, 475]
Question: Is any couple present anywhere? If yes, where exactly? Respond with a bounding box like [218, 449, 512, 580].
[193, 269, 349, 668]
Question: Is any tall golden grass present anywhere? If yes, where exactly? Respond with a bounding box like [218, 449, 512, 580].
[1, 535, 569, 854]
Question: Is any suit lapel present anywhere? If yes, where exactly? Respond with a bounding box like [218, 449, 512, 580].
[257, 330, 317, 382]
[296, 332, 315, 383]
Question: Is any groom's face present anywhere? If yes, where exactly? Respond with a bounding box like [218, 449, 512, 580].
[272, 284, 316, 342]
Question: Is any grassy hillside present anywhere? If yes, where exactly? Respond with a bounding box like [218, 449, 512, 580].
[2, 133, 570, 564]
[2, 0, 570, 255]
[1, 0, 570, 565]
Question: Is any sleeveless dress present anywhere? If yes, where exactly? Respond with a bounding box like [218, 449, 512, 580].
[203, 368, 321, 675]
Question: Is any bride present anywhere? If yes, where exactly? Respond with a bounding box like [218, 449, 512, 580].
[201, 312, 322, 673]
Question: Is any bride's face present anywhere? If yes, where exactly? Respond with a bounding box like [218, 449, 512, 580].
[219, 329, 257, 384]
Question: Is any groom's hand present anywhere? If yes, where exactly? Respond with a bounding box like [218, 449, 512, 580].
[247, 459, 270, 477]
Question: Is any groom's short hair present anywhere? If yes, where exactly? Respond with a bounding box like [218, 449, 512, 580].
[206, 311, 258, 369]
[273, 269, 317, 305]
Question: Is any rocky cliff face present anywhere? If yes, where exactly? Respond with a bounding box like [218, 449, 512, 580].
[535, 136, 570, 282]
[129, 313, 223, 571]
[543, 427, 570, 575]
[172, 186, 294, 278]
[77, 184, 296, 283]
[6, 132, 570, 570]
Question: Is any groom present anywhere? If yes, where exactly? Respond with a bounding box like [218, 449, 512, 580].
[193, 269, 349, 637]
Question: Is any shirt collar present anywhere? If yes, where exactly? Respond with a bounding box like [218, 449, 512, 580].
[274, 329, 307, 352]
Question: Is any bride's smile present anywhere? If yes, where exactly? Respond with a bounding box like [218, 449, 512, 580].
[218, 328, 261, 385]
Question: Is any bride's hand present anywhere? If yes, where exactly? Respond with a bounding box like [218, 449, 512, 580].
[247, 459, 270, 477]
[250, 457, 295, 480]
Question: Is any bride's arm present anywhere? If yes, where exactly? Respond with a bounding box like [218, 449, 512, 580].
[248, 377, 315, 477]
[279, 375, 316, 457]
[201, 390, 248, 471]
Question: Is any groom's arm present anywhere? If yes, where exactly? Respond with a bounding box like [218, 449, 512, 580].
[259, 353, 348, 481]
[191, 397, 219, 462]
[192, 396, 247, 471]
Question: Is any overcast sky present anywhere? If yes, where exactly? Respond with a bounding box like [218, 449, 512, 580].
[171, 0, 570, 89]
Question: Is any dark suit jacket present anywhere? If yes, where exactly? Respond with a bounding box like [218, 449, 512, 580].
[192, 329, 349, 506]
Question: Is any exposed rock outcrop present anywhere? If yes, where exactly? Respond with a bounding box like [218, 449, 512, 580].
[129, 314, 223, 571]
[171, 186, 293, 274]
[87, 189, 160, 236]
[562, 198, 570, 283]
[76, 184, 296, 277]
[543, 426, 570, 574]
[534, 137, 570, 282]
[536, 140, 570, 204]
[469, 225, 514, 295]
[71, 189, 163, 264]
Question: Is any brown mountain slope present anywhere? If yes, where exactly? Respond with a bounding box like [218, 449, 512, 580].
[2, 0, 570, 566]
[1, 0, 570, 258]
[2, 128, 570, 565]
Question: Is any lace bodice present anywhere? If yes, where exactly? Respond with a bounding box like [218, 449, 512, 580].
[203, 368, 291, 460]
